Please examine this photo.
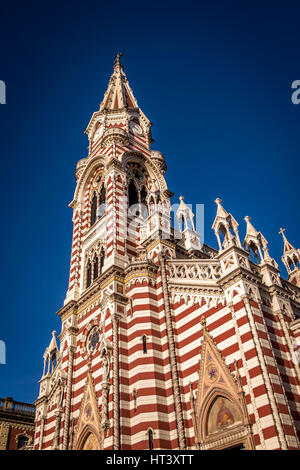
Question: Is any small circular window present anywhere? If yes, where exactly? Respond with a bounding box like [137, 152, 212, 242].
[86, 327, 100, 354]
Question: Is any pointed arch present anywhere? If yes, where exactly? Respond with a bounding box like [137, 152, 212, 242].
[76, 425, 101, 450]
[212, 199, 241, 250]
[142, 335, 147, 354]
[248, 240, 260, 263]
[86, 261, 92, 288]
[98, 184, 106, 218]
[140, 185, 147, 202]
[72, 155, 106, 205]
[217, 221, 236, 250]
[99, 247, 105, 274]
[90, 191, 98, 226]
[198, 388, 244, 440]
[121, 151, 169, 194]
[140, 185, 148, 219]
[148, 428, 154, 450]
[73, 369, 103, 450]
[192, 319, 254, 450]
[128, 179, 139, 213]
[93, 256, 99, 280]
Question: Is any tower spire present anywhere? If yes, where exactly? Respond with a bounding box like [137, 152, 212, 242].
[243, 216, 272, 264]
[212, 198, 241, 251]
[279, 227, 296, 254]
[85, 54, 153, 153]
[279, 228, 300, 284]
[99, 53, 138, 112]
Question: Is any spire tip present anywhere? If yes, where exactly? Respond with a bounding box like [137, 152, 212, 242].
[114, 52, 123, 68]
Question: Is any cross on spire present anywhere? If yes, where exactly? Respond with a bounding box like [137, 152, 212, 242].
[279, 227, 295, 254]
[279, 227, 286, 238]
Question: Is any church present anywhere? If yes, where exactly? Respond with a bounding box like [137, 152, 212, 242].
[33, 54, 300, 450]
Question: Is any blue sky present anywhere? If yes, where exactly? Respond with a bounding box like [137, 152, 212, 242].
[0, 1, 299, 403]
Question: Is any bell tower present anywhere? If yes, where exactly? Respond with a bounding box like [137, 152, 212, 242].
[65, 53, 172, 305]
[35, 55, 179, 451]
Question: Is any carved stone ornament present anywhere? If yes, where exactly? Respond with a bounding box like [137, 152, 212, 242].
[73, 369, 102, 450]
[192, 318, 254, 450]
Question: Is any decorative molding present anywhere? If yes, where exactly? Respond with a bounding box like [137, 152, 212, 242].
[194, 317, 254, 450]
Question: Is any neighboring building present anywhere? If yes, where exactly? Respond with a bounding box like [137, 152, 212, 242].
[34, 55, 300, 450]
[0, 397, 35, 450]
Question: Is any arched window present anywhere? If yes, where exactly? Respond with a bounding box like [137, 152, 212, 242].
[93, 256, 99, 280]
[292, 255, 300, 269]
[98, 185, 106, 219]
[128, 179, 139, 214]
[86, 261, 92, 288]
[90, 192, 98, 226]
[142, 335, 147, 354]
[17, 434, 29, 450]
[100, 248, 105, 274]
[287, 257, 294, 271]
[149, 196, 155, 214]
[148, 429, 154, 450]
[51, 352, 57, 373]
[129, 298, 133, 317]
[140, 186, 148, 219]
[217, 224, 227, 248]
[133, 388, 137, 410]
[248, 241, 260, 264]
[140, 185, 147, 202]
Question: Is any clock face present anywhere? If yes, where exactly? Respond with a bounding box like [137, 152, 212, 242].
[130, 121, 143, 136]
[93, 122, 103, 142]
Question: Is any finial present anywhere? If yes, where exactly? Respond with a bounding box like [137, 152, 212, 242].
[52, 331, 56, 337]
[244, 216, 251, 223]
[215, 198, 222, 205]
[114, 52, 123, 68]
[200, 316, 207, 329]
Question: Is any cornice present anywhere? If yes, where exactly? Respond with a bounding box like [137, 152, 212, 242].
[169, 283, 223, 297]
[58, 265, 126, 321]
[216, 262, 300, 306]
[124, 260, 158, 284]
[282, 277, 300, 296]
[216, 244, 248, 260]
[0, 412, 35, 426]
[56, 300, 77, 319]
[267, 283, 300, 306]
[217, 266, 262, 290]
[143, 238, 176, 253]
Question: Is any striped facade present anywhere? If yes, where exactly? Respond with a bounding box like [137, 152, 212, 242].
[34, 55, 300, 451]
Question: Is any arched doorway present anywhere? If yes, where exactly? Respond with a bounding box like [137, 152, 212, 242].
[76, 426, 101, 450]
[81, 432, 101, 450]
